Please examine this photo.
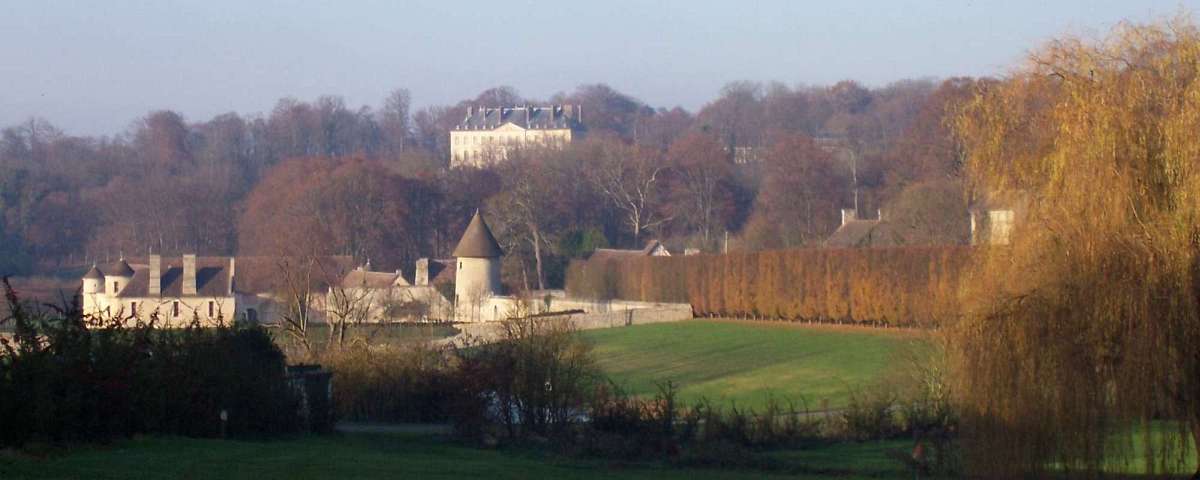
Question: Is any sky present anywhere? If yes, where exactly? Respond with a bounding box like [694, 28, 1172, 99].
[1, 0, 1193, 136]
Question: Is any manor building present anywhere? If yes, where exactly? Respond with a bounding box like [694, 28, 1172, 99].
[449, 105, 582, 168]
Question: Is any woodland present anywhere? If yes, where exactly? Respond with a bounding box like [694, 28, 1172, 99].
[0, 77, 973, 289]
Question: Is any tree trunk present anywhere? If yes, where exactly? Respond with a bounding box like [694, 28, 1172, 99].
[1192, 421, 1200, 480]
[531, 226, 545, 291]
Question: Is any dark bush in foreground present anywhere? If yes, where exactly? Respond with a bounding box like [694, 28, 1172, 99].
[0, 279, 300, 447]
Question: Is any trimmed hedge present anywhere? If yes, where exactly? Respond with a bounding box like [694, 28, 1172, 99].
[565, 247, 970, 326]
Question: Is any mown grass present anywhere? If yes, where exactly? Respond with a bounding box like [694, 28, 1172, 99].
[583, 319, 922, 410]
[0, 433, 912, 480]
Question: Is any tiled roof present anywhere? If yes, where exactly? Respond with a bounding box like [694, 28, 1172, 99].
[428, 259, 456, 286]
[83, 265, 104, 280]
[825, 220, 904, 248]
[455, 105, 580, 131]
[340, 269, 407, 289]
[453, 211, 503, 258]
[588, 240, 669, 262]
[110, 259, 135, 277]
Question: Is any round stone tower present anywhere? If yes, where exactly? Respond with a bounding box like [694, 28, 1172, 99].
[452, 211, 503, 313]
[107, 258, 135, 295]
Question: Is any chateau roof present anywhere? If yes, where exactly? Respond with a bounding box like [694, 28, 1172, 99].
[111, 259, 135, 277]
[83, 265, 104, 280]
[453, 211, 503, 258]
[455, 105, 580, 131]
[108, 255, 356, 298]
[116, 256, 231, 298]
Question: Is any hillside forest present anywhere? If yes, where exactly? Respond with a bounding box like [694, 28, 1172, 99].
[0, 78, 979, 289]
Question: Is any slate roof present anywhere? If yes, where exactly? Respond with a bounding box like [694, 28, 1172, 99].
[588, 240, 670, 262]
[110, 259, 135, 277]
[116, 256, 231, 298]
[83, 265, 104, 280]
[453, 212, 503, 258]
[427, 259, 456, 286]
[455, 105, 580, 131]
[106, 255, 355, 298]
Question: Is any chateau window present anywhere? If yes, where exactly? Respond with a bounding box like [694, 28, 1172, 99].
[173, 301, 180, 317]
[130, 302, 138, 317]
[208, 301, 215, 318]
[113, 281, 119, 292]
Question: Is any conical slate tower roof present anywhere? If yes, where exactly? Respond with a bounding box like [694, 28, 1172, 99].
[452, 211, 503, 258]
[111, 259, 135, 277]
[83, 265, 104, 280]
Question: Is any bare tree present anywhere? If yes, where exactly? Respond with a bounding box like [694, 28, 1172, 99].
[589, 143, 670, 246]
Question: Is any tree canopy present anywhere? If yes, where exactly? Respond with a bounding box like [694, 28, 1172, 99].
[950, 16, 1200, 477]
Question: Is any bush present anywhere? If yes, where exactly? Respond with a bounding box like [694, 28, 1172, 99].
[449, 315, 602, 440]
[832, 385, 900, 441]
[321, 342, 456, 423]
[0, 280, 300, 448]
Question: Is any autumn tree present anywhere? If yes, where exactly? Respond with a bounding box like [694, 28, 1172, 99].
[665, 132, 736, 247]
[884, 178, 969, 246]
[237, 156, 435, 270]
[743, 134, 847, 249]
[950, 17, 1200, 477]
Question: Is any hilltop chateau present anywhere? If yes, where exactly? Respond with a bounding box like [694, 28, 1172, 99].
[450, 105, 582, 168]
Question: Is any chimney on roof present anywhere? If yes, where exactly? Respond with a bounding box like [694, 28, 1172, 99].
[841, 208, 857, 226]
[228, 257, 235, 295]
[183, 254, 197, 295]
[148, 254, 161, 296]
[415, 258, 430, 286]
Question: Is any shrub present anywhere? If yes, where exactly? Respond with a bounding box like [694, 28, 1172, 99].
[449, 315, 602, 440]
[0, 279, 300, 448]
[321, 342, 455, 423]
[833, 385, 900, 441]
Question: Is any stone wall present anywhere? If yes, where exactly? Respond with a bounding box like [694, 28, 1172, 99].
[441, 304, 693, 347]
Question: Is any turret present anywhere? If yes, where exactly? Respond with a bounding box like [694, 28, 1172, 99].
[452, 211, 503, 317]
[107, 258, 135, 295]
[82, 264, 104, 295]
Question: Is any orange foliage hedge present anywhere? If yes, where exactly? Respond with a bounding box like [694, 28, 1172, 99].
[565, 247, 971, 326]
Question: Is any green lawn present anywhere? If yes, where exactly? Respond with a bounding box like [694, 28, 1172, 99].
[0, 433, 912, 480]
[582, 320, 924, 410]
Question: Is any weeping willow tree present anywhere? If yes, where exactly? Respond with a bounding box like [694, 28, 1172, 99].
[951, 17, 1200, 478]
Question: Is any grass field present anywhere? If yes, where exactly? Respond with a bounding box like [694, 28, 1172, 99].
[0, 433, 912, 480]
[583, 319, 924, 410]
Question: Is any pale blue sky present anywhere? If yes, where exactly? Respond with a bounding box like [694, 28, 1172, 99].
[1, 0, 1192, 136]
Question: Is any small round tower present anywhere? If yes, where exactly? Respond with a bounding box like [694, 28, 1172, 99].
[82, 264, 104, 295]
[452, 211, 503, 310]
[107, 258, 135, 295]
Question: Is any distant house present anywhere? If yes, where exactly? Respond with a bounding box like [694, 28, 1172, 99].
[968, 190, 1026, 246]
[450, 105, 583, 168]
[588, 240, 671, 262]
[824, 209, 904, 248]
